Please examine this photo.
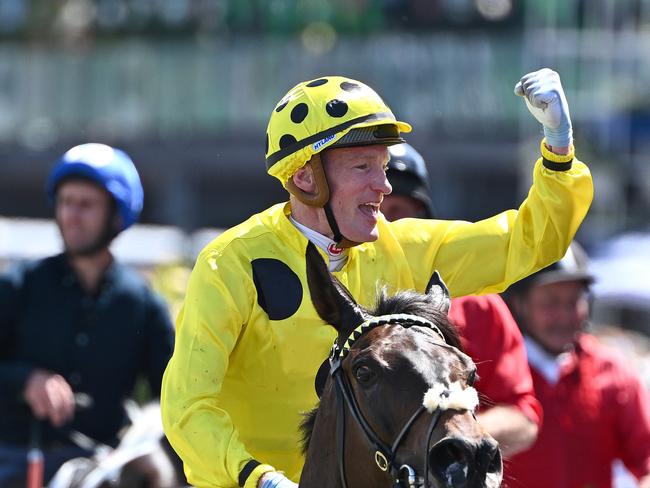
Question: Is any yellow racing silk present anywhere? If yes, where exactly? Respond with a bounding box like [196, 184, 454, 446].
[162, 148, 593, 488]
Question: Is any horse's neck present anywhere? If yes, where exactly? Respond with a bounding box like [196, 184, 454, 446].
[300, 393, 343, 488]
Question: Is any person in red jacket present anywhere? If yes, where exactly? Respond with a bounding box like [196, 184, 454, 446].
[381, 142, 541, 457]
[503, 242, 650, 488]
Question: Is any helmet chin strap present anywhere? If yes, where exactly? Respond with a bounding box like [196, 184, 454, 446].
[322, 202, 358, 248]
[318, 153, 362, 249]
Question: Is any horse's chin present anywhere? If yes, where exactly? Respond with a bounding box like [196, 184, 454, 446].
[425, 466, 503, 488]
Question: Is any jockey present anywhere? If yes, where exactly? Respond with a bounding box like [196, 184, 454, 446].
[0, 144, 175, 486]
[161, 70, 594, 488]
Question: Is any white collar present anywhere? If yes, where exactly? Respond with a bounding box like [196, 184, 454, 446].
[289, 216, 349, 272]
[524, 336, 571, 385]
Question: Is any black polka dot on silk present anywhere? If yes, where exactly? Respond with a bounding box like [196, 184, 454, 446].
[326, 99, 348, 118]
[275, 100, 289, 112]
[252, 258, 303, 321]
[279, 134, 297, 149]
[340, 81, 360, 92]
[306, 78, 328, 87]
[291, 103, 309, 123]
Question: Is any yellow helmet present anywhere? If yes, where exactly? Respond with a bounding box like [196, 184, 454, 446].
[265, 76, 412, 185]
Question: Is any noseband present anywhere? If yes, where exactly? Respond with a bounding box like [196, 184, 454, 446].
[328, 313, 471, 488]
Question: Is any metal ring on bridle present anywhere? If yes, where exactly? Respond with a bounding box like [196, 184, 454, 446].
[375, 451, 389, 471]
[399, 464, 418, 488]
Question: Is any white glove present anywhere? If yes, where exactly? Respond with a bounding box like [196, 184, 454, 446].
[514, 68, 572, 148]
[259, 471, 298, 488]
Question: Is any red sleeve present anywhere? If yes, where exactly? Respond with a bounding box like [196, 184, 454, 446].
[449, 294, 542, 427]
[597, 343, 650, 479]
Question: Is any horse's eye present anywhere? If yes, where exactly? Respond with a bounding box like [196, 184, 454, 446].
[354, 365, 374, 384]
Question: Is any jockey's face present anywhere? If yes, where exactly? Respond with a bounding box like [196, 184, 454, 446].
[55, 180, 115, 256]
[323, 145, 391, 243]
[519, 280, 589, 355]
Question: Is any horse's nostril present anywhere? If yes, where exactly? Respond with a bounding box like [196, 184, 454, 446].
[428, 438, 471, 488]
[429, 437, 503, 487]
[484, 439, 502, 475]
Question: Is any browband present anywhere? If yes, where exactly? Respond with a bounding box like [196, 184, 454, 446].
[330, 313, 446, 364]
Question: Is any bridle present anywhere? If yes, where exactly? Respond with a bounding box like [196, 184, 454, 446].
[328, 313, 452, 488]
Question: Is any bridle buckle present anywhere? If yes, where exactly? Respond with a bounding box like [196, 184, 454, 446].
[375, 451, 389, 472]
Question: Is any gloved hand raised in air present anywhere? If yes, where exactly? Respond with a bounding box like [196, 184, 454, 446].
[514, 68, 572, 148]
[258, 471, 298, 488]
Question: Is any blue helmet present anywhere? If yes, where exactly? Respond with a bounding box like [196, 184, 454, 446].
[47, 143, 144, 231]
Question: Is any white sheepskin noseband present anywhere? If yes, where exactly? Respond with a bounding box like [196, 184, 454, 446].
[423, 382, 479, 413]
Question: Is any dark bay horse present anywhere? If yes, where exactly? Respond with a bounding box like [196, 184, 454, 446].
[300, 243, 502, 488]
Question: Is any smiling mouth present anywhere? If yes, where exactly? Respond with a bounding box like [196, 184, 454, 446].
[359, 202, 380, 219]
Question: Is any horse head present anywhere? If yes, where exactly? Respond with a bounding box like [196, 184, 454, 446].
[300, 242, 502, 488]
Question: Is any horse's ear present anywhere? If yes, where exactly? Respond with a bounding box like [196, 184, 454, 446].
[425, 271, 451, 315]
[305, 242, 366, 335]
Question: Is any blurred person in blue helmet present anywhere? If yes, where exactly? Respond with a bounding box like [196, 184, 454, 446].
[502, 242, 650, 488]
[0, 143, 176, 486]
[161, 69, 594, 488]
[382, 143, 541, 458]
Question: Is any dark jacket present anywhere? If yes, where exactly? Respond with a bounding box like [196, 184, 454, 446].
[0, 253, 174, 448]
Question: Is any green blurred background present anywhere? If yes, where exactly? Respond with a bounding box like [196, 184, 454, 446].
[0, 0, 648, 240]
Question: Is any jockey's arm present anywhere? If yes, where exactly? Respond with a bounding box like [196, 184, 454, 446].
[161, 248, 276, 488]
[390, 145, 593, 298]
[389, 68, 592, 296]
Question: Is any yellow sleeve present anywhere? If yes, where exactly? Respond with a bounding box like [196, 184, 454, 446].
[394, 142, 593, 297]
[161, 247, 268, 488]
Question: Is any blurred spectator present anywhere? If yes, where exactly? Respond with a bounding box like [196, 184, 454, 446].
[502, 242, 650, 488]
[0, 143, 175, 486]
[382, 142, 540, 457]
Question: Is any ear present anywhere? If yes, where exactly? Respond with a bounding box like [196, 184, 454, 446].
[292, 162, 316, 193]
[287, 156, 330, 207]
[425, 271, 451, 315]
[305, 242, 367, 337]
